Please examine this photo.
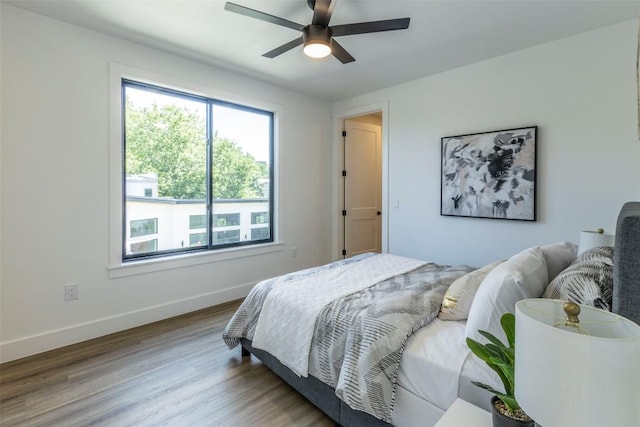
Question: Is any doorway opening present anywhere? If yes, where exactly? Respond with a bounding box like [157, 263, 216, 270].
[342, 114, 382, 258]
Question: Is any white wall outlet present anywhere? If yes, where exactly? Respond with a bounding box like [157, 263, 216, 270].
[64, 284, 79, 301]
[292, 246, 297, 258]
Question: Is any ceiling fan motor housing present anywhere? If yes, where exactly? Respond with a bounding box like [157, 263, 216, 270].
[303, 25, 333, 46]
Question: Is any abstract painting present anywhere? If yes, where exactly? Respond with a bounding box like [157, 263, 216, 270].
[441, 126, 537, 221]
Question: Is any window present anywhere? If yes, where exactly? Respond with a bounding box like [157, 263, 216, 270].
[251, 227, 270, 240]
[251, 211, 269, 225]
[122, 80, 274, 261]
[213, 213, 240, 227]
[130, 218, 158, 238]
[130, 239, 158, 254]
[189, 214, 206, 230]
[189, 232, 207, 247]
[214, 230, 241, 244]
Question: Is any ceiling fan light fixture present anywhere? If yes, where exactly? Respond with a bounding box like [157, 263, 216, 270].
[303, 25, 332, 59]
[303, 41, 331, 58]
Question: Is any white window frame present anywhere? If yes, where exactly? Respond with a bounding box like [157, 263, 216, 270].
[108, 63, 283, 278]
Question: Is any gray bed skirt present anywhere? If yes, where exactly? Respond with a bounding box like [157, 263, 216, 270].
[240, 339, 391, 427]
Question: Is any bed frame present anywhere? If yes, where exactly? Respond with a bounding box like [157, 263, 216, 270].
[613, 202, 640, 325]
[240, 201, 640, 426]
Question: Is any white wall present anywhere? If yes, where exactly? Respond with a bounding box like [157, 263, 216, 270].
[0, 5, 332, 362]
[333, 20, 640, 267]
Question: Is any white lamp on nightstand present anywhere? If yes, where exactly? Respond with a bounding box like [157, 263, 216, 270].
[577, 228, 614, 254]
[514, 299, 640, 427]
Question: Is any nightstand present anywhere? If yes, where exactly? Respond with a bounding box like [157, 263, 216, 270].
[434, 398, 492, 426]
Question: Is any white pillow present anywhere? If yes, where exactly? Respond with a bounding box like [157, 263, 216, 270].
[439, 260, 504, 321]
[465, 247, 549, 343]
[540, 241, 578, 281]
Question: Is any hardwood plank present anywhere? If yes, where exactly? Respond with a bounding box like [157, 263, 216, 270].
[0, 300, 333, 426]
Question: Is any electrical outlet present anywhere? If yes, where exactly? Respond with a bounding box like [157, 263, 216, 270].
[292, 246, 297, 258]
[64, 284, 79, 301]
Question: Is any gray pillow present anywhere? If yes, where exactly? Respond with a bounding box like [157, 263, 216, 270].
[542, 246, 614, 310]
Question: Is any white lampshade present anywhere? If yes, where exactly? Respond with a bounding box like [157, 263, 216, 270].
[515, 299, 640, 427]
[578, 229, 614, 254]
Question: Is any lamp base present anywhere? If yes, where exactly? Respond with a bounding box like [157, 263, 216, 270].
[491, 396, 535, 427]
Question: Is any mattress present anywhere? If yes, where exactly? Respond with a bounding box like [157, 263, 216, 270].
[396, 318, 499, 413]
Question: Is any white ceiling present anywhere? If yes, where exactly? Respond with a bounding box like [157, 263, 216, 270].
[5, 0, 640, 101]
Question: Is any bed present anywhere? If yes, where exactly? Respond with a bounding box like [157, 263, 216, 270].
[223, 202, 640, 427]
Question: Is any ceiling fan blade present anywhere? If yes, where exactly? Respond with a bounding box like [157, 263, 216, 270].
[331, 18, 410, 37]
[262, 37, 304, 58]
[331, 39, 355, 64]
[225, 2, 304, 32]
[311, 0, 335, 27]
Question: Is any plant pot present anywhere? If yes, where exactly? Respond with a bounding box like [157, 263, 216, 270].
[491, 396, 534, 427]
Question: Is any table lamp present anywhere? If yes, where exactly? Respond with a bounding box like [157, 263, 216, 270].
[578, 228, 614, 254]
[514, 298, 640, 427]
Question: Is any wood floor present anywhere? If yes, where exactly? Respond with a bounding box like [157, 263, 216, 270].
[0, 300, 334, 427]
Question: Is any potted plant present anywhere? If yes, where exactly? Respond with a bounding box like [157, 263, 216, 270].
[466, 313, 534, 427]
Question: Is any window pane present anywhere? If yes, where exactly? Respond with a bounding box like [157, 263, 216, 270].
[251, 227, 270, 240]
[251, 211, 269, 225]
[124, 84, 207, 257]
[189, 232, 207, 247]
[212, 105, 271, 244]
[130, 239, 158, 254]
[214, 230, 240, 244]
[189, 214, 206, 230]
[130, 218, 158, 238]
[212, 213, 240, 227]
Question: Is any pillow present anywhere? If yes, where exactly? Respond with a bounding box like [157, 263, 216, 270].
[543, 246, 614, 310]
[576, 246, 614, 264]
[466, 247, 548, 343]
[540, 241, 578, 281]
[439, 260, 504, 321]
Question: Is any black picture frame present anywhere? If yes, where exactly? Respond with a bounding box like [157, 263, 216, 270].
[441, 126, 537, 221]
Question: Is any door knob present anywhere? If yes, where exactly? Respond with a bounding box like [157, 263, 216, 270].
[377, 211, 382, 216]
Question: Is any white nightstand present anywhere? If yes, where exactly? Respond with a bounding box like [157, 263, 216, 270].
[434, 398, 492, 427]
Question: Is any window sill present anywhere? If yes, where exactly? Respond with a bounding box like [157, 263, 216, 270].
[108, 242, 285, 279]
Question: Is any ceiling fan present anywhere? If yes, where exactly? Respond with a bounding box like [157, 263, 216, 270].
[224, 0, 410, 64]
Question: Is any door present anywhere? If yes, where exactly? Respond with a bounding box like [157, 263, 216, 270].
[343, 118, 382, 257]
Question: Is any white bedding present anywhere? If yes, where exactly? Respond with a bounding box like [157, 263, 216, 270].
[393, 318, 501, 426]
[252, 253, 426, 376]
[397, 319, 470, 410]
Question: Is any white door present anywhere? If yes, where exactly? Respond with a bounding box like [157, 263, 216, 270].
[344, 119, 382, 257]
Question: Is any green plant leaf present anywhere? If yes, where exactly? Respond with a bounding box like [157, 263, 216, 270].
[468, 339, 511, 394]
[485, 341, 514, 366]
[483, 346, 503, 364]
[466, 338, 494, 363]
[503, 347, 515, 364]
[485, 344, 508, 361]
[478, 330, 508, 351]
[467, 313, 521, 410]
[489, 359, 514, 394]
[501, 313, 516, 349]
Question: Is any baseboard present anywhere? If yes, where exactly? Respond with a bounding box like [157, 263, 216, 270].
[0, 282, 254, 364]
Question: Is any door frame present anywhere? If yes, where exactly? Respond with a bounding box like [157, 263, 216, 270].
[331, 101, 389, 260]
